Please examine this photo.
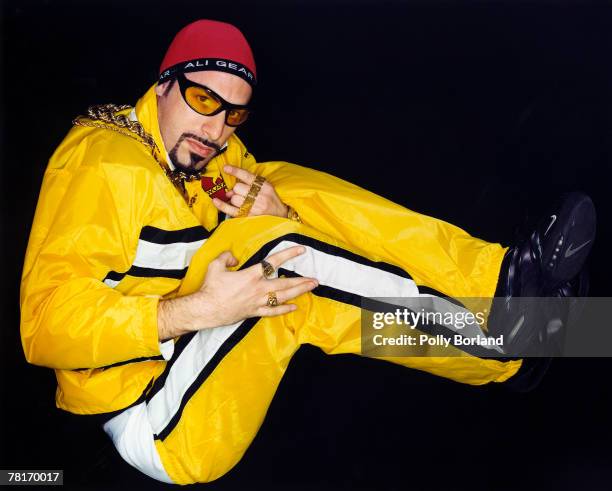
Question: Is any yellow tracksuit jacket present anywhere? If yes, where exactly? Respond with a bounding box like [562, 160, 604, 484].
[20, 84, 520, 421]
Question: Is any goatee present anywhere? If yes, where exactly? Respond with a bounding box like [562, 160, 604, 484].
[168, 133, 220, 176]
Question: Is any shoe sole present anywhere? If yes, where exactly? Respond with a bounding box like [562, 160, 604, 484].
[540, 192, 596, 288]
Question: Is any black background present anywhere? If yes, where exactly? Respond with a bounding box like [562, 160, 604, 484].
[1, 1, 612, 489]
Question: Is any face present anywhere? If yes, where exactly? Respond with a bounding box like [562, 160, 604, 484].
[156, 71, 252, 173]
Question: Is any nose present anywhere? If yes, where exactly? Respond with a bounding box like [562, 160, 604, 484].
[200, 111, 227, 142]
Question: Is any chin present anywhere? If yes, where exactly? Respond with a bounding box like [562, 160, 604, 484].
[182, 158, 213, 175]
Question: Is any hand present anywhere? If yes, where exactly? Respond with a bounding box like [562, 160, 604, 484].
[158, 246, 318, 339]
[211, 165, 289, 218]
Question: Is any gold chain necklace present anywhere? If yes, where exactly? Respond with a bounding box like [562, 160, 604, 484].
[73, 104, 200, 207]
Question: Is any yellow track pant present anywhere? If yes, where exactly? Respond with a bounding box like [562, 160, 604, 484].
[104, 216, 522, 485]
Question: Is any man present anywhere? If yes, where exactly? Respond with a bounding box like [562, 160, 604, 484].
[20, 20, 595, 484]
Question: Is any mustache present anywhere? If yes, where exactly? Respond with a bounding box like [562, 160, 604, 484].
[177, 133, 222, 153]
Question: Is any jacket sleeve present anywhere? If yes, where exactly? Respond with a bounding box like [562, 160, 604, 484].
[20, 161, 163, 370]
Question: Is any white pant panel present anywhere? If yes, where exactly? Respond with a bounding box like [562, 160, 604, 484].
[103, 402, 173, 484]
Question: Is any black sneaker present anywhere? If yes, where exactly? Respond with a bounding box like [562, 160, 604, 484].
[497, 191, 596, 299]
[490, 192, 596, 357]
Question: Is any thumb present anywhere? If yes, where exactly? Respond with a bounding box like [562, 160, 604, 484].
[210, 251, 238, 271]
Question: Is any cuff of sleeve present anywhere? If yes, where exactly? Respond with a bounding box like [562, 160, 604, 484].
[138, 295, 163, 357]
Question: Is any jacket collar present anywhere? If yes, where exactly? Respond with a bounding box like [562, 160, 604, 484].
[134, 84, 170, 168]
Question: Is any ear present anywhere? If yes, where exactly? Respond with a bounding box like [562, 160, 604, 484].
[155, 81, 170, 97]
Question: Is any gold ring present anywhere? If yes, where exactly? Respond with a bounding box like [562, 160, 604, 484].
[267, 291, 278, 307]
[236, 175, 266, 217]
[261, 260, 275, 279]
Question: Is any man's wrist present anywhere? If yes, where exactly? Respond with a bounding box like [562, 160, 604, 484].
[158, 294, 199, 341]
[158, 289, 226, 341]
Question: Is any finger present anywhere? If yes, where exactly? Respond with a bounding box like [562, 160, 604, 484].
[226, 190, 235, 198]
[212, 197, 240, 217]
[232, 182, 250, 197]
[224, 165, 256, 184]
[264, 245, 307, 269]
[245, 246, 307, 279]
[274, 280, 318, 303]
[267, 276, 318, 291]
[256, 303, 298, 317]
[230, 194, 245, 208]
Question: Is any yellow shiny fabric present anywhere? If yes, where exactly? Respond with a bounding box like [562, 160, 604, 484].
[21, 84, 521, 483]
[158, 216, 520, 484]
